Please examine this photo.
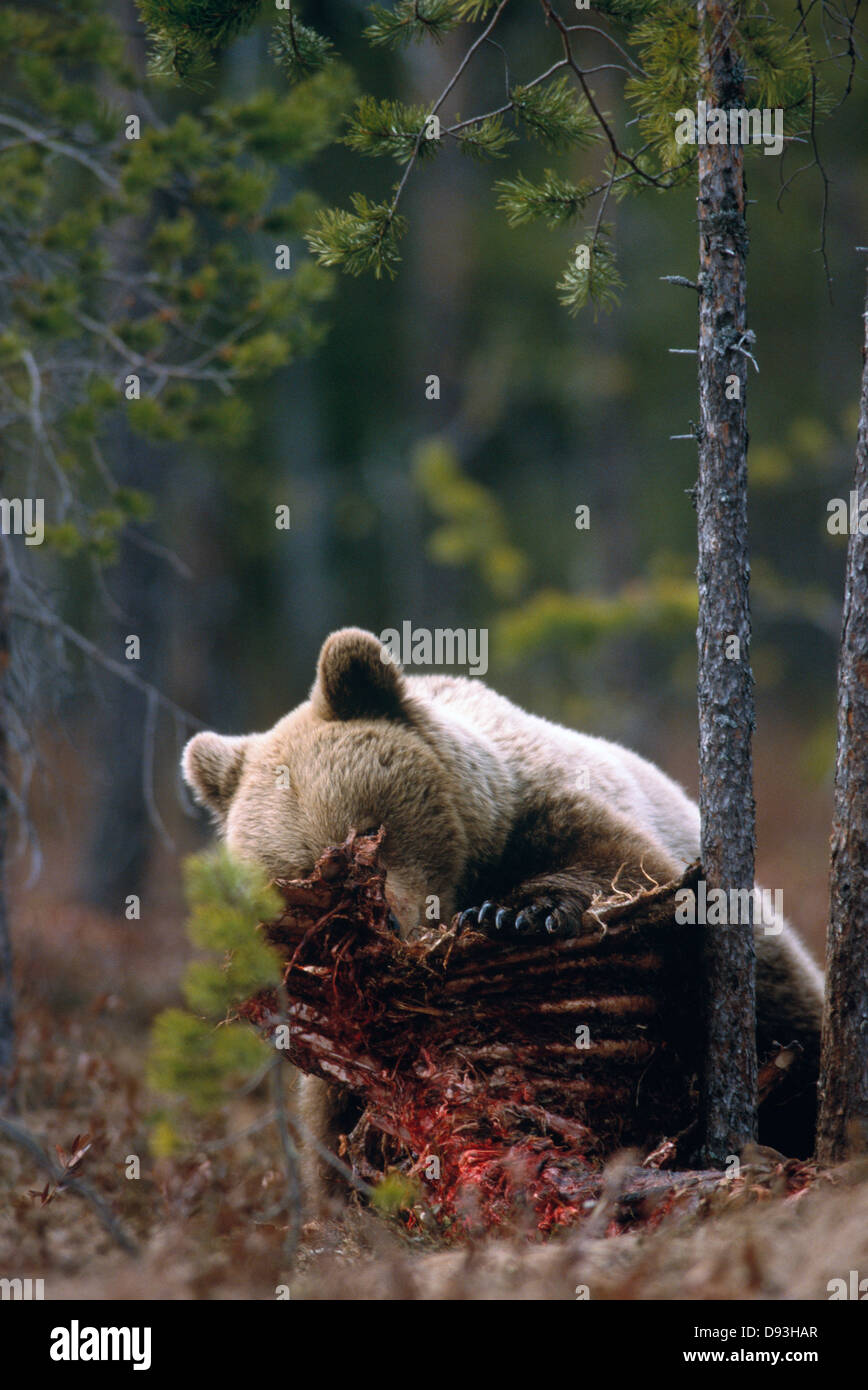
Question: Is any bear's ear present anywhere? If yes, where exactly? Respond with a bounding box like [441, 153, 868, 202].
[182, 732, 249, 818]
[312, 627, 407, 722]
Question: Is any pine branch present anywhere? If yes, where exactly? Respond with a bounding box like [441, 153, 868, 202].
[495, 168, 591, 226]
[305, 194, 408, 279]
[343, 96, 438, 164]
[556, 227, 623, 316]
[510, 73, 600, 151]
[365, 0, 463, 49]
[270, 11, 334, 82]
[136, 0, 262, 81]
[452, 113, 515, 159]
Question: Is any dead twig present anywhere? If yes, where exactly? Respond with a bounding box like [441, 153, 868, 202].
[0, 1114, 139, 1255]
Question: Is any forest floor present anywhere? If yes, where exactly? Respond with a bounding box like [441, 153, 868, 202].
[2, 886, 867, 1302]
[1, 716, 861, 1301]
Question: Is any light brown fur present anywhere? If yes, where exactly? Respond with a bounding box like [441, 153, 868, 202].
[183, 628, 824, 1202]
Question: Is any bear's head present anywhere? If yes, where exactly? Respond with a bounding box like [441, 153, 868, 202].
[182, 628, 499, 933]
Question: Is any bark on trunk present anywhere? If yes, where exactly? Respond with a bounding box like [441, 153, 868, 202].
[694, 0, 758, 1164]
[816, 274, 868, 1164]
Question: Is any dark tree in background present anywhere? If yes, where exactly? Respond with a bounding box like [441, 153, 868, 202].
[817, 272, 868, 1164]
[694, 0, 757, 1163]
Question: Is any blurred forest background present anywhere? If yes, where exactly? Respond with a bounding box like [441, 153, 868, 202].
[1, 0, 867, 1298]
[7, 0, 868, 1024]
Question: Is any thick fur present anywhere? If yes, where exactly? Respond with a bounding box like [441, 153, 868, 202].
[183, 628, 824, 1202]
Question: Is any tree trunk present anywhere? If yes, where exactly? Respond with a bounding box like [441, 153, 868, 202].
[80, 425, 165, 909]
[816, 274, 868, 1164]
[0, 527, 13, 1108]
[694, 0, 757, 1164]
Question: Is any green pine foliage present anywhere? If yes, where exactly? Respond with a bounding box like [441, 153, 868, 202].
[149, 847, 428, 1220]
[139, 0, 337, 92]
[369, 1170, 423, 1214]
[556, 229, 624, 317]
[510, 76, 601, 153]
[136, 0, 262, 81]
[495, 170, 592, 228]
[270, 12, 335, 82]
[134, 2, 840, 316]
[183, 848, 284, 1014]
[623, 3, 699, 174]
[148, 1008, 270, 1118]
[147, 848, 282, 1125]
[344, 96, 438, 164]
[453, 1, 499, 18]
[306, 194, 408, 279]
[593, 0, 659, 16]
[365, 0, 462, 48]
[138, 0, 262, 49]
[413, 440, 528, 600]
[0, 1, 347, 566]
[453, 114, 516, 161]
[412, 443, 696, 665]
[496, 582, 698, 664]
[626, 2, 825, 173]
[306, 2, 827, 309]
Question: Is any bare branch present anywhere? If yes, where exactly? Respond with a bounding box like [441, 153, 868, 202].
[0, 113, 120, 191]
[9, 598, 205, 732]
[0, 1114, 138, 1254]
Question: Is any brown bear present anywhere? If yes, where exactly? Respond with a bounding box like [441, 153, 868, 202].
[182, 626, 824, 1198]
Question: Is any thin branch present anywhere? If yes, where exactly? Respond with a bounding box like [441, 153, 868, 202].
[564, 22, 649, 76]
[0, 1114, 139, 1255]
[661, 274, 700, 290]
[269, 1059, 302, 1267]
[377, 0, 511, 247]
[444, 58, 568, 135]
[0, 113, 120, 191]
[74, 311, 239, 395]
[143, 688, 173, 850]
[196, 1089, 379, 1199]
[541, 0, 675, 191]
[19, 350, 73, 515]
[9, 598, 205, 732]
[124, 528, 194, 580]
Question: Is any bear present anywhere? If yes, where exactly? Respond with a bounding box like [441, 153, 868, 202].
[182, 626, 824, 1200]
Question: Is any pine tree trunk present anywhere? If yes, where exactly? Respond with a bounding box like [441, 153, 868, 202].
[80, 426, 164, 909]
[816, 274, 868, 1164]
[694, 0, 758, 1164]
[0, 527, 13, 1108]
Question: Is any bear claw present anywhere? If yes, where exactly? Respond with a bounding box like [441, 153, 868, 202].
[458, 899, 576, 941]
[477, 901, 496, 928]
[514, 906, 543, 933]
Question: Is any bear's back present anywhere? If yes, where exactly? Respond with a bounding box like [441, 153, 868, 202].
[408, 673, 700, 866]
